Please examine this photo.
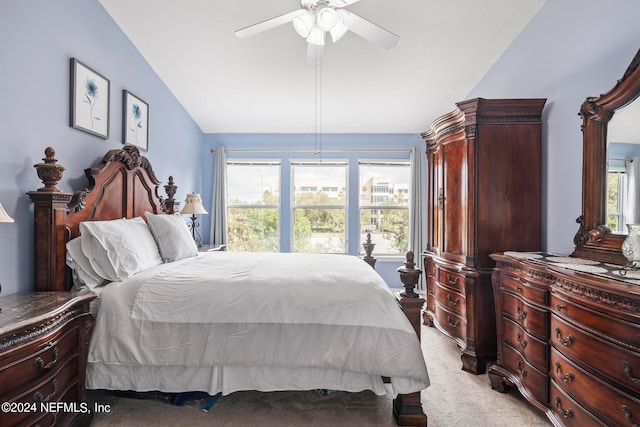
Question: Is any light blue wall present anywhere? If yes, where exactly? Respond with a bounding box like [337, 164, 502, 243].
[202, 133, 423, 288]
[466, 0, 640, 255]
[0, 0, 203, 295]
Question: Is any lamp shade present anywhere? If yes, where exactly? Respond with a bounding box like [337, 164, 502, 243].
[0, 203, 14, 223]
[180, 193, 208, 215]
[293, 11, 315, 38]
[306, 24, 325, 46]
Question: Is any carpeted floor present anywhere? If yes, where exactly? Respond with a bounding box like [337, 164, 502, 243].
[88, 324, 552, 426]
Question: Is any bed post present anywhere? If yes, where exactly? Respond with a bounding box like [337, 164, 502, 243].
[27, 147, 73, 292]
[393, 251, 428, 426]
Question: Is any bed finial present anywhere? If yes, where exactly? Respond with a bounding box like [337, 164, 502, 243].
[362, 232, 376, 269]
[163, 176, 178, 214]
[33, 147, 65, 192]
[397, 250, 421, 298]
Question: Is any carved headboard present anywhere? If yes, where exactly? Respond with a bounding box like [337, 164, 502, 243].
[28, 146, 177, 292]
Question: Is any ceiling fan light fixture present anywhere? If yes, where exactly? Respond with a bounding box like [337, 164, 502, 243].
[329, 21, 348, 42]
[306, 24, 325, 46]
[316, 6, 338, 31]
[293, 11, 315, 38]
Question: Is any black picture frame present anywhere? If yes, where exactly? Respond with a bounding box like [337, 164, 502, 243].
[122, 90, 149, 151]
[69, 58, 110, 139]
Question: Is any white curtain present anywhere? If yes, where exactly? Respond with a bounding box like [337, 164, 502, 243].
[626, 157, 640, 225]
[409, 146, 427, 290]
[210, 146, 228, 245]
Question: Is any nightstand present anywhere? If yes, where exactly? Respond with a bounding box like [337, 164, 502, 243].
[198, 244, 227, 252]
[0, 291, 96, 427]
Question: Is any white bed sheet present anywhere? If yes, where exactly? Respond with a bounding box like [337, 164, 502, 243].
[86, 252, 430, 396]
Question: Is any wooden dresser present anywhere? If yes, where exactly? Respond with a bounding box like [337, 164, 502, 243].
[421, 98, 546, 374]
[489, 252, 640, 426]
[0, 291, 96, 427]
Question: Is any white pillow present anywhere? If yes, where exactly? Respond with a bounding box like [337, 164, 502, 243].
[66, 236, 106, 289]
[79, 217, 163, 281]
[144, 212, 199, 262]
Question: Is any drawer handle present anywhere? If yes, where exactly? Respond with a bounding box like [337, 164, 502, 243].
[445, 274, 459, 286]
[516, 360, 527, 378]
[515, 285, 523, 292]
[555, 396, 574, 418]
[555, 362, 575, 383]
[622, 405, 639, 427]
[555, 304, 566, 311]
[34, 347, 59, 370]
[34, 378, 58, 403]
[622, 361, 640, 385]
[516, 333, 527, 349]
[516, 306, 527, 321]
[555, 328, 574, 346]
[446, 316, 460, 328]
[446, 294, 459, 306]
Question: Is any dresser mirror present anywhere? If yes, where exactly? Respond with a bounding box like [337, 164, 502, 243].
[572, 48, 640, 264]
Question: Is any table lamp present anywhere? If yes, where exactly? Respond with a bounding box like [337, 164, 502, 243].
[0, 202, 14, 311]
[181, 193, 207, 247]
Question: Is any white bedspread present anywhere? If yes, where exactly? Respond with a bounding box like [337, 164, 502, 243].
[87, 252, 430, 395]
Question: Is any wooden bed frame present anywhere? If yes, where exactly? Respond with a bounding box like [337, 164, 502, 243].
[28, 145, 428, 426]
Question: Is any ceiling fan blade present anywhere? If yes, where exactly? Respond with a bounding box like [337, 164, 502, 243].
[341, 11, 399, 49]
[235, 9, 305, 38]
[307, 43, 324, 68]
[329, 0, 361, 6]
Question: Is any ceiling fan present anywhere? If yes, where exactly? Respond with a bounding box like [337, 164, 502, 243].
[235, 0, 399, 65]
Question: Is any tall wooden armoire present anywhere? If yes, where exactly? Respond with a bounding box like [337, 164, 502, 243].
[421, 98, 546, 374]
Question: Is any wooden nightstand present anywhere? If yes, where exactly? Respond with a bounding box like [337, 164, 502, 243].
[198, 244, 227, 252]
[0, 291, 96, 427]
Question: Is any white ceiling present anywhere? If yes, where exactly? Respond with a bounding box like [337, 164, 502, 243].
[98, 0, 545, 134]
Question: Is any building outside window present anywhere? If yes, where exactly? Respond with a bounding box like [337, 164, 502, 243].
[226, 161, 280, 251]
[359, 161, 410, 255]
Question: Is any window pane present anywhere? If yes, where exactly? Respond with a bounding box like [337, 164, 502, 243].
[292, 163, 347, 253]
[227, 164, 280, 205]
[227, 207, 279, 252]
[359, 162, 410, 254]
[360, 164, 409, 207]
[293, 164, 346, 205]
[293, 208, 345, 253]
[227, 163, 280, 252]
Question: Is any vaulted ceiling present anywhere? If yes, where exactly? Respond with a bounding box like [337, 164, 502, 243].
[99, 0, 546, 134]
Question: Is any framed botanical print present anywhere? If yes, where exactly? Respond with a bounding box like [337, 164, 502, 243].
[69, 58, 110, 138]
[122, 90, 149, 151]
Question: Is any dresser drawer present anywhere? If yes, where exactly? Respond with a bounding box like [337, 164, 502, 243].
[435, 286, 466, 317]
[500, 274, 547, 306]
[437, 267, 465, 293]
[501, 343, 548, 405]
[434, 304, 466, 342]
[0, 323, 79, 401]
[5, 355, 79, 426]
[551, 347, 640, 427]
[549, 380, 605, 427]
[502, 317, 547, 370]
[551, 315, 640, 392]
[551, 292, 640, 351]
[502, 292, 548, 338]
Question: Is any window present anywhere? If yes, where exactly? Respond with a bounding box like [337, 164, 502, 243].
[607, 169, 626, 233]
[359, 161, 410, 255]
[292, 162, 347, 253]
[226, 161, 280, 251]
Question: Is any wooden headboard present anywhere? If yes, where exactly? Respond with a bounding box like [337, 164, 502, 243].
[28, 146, 177, 292]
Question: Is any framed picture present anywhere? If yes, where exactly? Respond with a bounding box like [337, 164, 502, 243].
[122, 90, 149, 151]
[69, 58, 110, 138]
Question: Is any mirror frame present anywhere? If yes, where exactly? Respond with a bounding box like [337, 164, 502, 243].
[572, 48, 640, 264]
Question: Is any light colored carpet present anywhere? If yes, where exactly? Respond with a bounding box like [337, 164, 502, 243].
[88, 325, 552, 426]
